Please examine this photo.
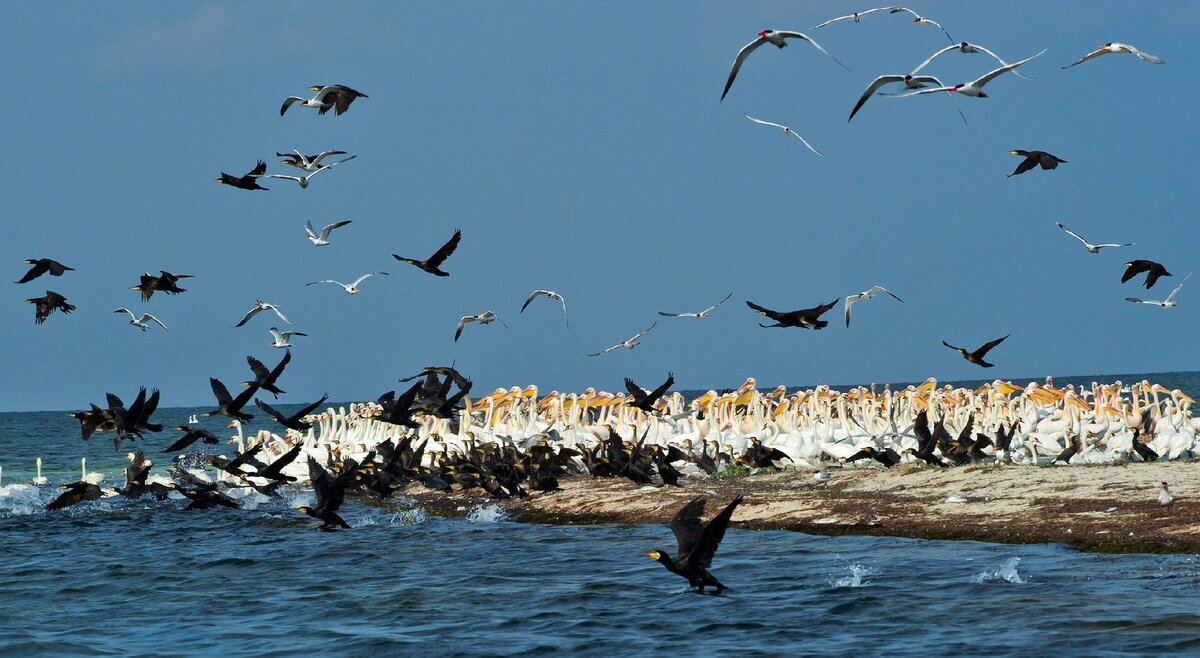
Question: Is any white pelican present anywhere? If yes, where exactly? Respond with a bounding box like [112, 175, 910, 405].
[744, 116, 823, 156]
[305, 220, 352, 246]
[1126, 274, 1191, 308]
[113, 307, 168, 332]
[1056, 223, 1133, 254]
[910, 42, 1035, 80]
[306, 272, 388, 294]
[884, 50, 1046, 98]
[812, 7, 894, 29]
[262, 157, 352, 189]
[1063, 43, 1163, 69]
[588, 322, 656, 357]
[658, 292, 733, 319]
[843, 286, 903, 328]
[269, 327, 307, 349]
[454, 311, 506, 342]
[235, 300, 292, 327]
[721, 30, 849, 101]
[888, 7, 953, 42]
[279, 149, 355, 173]
[519, 290, 569, 328]
[280, 85, 368, 116]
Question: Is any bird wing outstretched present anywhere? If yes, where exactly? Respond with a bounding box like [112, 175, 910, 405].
[974, 335, 1009, 357]
[427, 229, 463, 267]
[721, 36, 768, 101]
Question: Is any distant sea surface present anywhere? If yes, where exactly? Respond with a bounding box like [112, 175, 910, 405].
[2, 371, 1198, 657]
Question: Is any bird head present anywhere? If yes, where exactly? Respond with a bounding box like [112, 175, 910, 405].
[1161, 481, 1169, 488]
[1100, 42, 1112, 49]
[309, 85, 323, 92]
[297, 506, 311, 515]
[757, 30, 772, 37]
[645, 550, 670, 564]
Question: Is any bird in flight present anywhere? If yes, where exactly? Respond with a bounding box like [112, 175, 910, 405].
[625, 373, 675, 414]
[235, 301, 292, 328]
[848, 74, 958, 123]
[942, 335, 1008, 368]
[744, 116, 823, 156]
[25, 291, 75, 325]
[883, 50, 1045, 98]
[242, 351, 291, 399]
[132, 271, 192, 302]
[646, 495, 743, 594]
[215, 160, 268, 190]
[1056, 223, 1132, 254]
[113, 308, 168, 332]
[811, 7, 894, 29]
[15, 258, 73, 284]
[520, 289, 569, 327]
[394, 229, 462, 277]
[305, 220, 352, 246]
[659, 292, 733, 320]
[281, 85, 368, 116]
[888, 7, 954, 42]
[262, 157, 353, 189]
[269, 328, 307, 349]
[306, 272, 388, 294]
[746, 299, 839, 329]
[589, 322, 657, 356]
[1063, 43, 1163, 69]
[844, 286, 903, 328]
[255, 395, 329, 432]
[721, 29, 849, 101]
[1122, 260, 1172, 289]
[1126, 274, 1191, 309]
[910, 42, 1035, 80]
[454, 311, 506, 342]
[1009, 150, 1067, 177]
[278, 149, 352, 172]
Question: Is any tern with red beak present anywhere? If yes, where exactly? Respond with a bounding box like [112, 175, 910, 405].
[884, 49, 1046, 98]
[721, 30, 850, 101]
[1063, 43, 1163, 69]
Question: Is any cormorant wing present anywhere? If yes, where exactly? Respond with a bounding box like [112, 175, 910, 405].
[669, 496, 708, 559]
[693, 494, 744, 569]
[210, 377, 234, 406]
[973, 335, 1009, 358]
[427, 229, 462, 267]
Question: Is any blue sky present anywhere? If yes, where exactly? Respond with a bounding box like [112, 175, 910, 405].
[3, 1, 1196, 411]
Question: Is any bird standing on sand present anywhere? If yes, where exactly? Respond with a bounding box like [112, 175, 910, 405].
[15, 258, 73, 284]
[1158, 482, 1174, 508]
[1121, 260, 1171, 289]
[942, 335, 1008, 368]
[646, 495, 743, 593]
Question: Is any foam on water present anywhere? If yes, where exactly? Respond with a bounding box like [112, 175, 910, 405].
[0, 486, 46, 517]
[831, 563, 875, 588]
[973, 557, 1027, 584]
[389, 507, 426, 525]
[466, 504, 508, 523]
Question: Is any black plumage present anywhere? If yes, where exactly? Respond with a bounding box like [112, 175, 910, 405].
[15, 258, 73, 284]
[1121, 260, 1171, 289]
[1008, 150, 1067, 177]
[204, 377, 259, 422]
[647, 495, 743, 593]
[942, 335, 1008, 368]
[242, 351, 290, 398]
[393, 229, 461, 277]
[746, 299, 839, 329]
[25, 290, 75, 324]
[625, 373, 674, 413]
[255, 394, 328, 432]
[215, 160, 268, 190]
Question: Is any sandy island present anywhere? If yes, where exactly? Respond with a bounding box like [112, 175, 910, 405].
[404, 464, 1199, 554]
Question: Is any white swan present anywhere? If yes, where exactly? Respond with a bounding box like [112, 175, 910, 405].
[33, 457, 50, 486]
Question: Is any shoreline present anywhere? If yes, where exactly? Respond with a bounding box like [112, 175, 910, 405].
[405, 463, 1199, 554]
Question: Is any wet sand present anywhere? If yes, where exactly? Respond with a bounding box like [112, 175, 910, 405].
[408, 463, 1200, 554]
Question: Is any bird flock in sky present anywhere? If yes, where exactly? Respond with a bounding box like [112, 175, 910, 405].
[8, 7, 1191, 576]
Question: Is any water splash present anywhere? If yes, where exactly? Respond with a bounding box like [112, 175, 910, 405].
[389, 507, 427, 525]
[973, 557, 1026, 584]
[0, 486, 45, 517]
[830, 563, 874, 588]
[466, 504, 507, 523]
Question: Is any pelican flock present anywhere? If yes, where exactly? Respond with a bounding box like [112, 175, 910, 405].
[8, 6, 1196, 552]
